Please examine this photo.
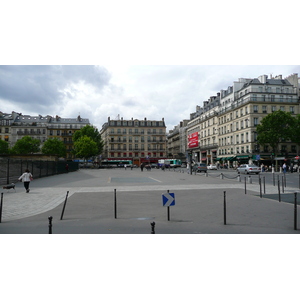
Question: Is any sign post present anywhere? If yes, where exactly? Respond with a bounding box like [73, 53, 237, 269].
[162, 191, 175, 221]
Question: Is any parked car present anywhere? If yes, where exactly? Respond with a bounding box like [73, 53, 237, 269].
[237, 164, 261, 174]
[207, 164, 217, 170]
[192, 163, 207, 173]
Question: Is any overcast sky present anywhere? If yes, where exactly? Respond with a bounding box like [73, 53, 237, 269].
[1, 2, 299, 133]
[0, 65, 299, 132]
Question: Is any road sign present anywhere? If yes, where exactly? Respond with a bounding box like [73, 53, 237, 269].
[295, 156, 299, 160]
[162, 193, 175, 206]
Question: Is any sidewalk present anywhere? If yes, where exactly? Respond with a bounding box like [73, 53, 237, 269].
[0, 169, 299, 233]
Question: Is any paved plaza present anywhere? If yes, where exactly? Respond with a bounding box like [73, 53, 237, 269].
[0, 167, 299, 233]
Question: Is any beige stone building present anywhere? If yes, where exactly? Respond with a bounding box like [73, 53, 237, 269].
[100, 117, 167, 166]
[186, 73, 300, 168]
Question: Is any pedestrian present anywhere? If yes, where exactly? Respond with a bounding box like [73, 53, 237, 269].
[65, 163, 69, 173]
[140, 163, 144, 172]
[19, 168, 33, 193]
[282, 163, 287, 173]
[124, 164, 127, 170]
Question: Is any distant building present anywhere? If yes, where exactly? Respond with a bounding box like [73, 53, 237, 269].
[100, 117, 167, 166]
[167, 120, 189, 161]
[4, 112, 89, 159]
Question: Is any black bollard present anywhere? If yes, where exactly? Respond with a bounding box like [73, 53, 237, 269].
[259, 177, 262, 198]
[278, 179, 281, 202]
[60, 191, 69, 220]
[273, 173, 275, 186]
[0, 192, 3, 223]
[223, 191, 226, 225]
[48, 216, 53, 234]
[151, 222, 155, 234]
[263, 177, 266, 194]
[282, 176, 284, 193]
[244, 176, 247, 194]
[294, 193, 297, 231]
[114, 189, 117, 219]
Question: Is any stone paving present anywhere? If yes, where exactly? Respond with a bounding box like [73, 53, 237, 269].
[0, 168, 299, 233]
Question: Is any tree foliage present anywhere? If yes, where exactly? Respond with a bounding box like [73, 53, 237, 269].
[73, 136, 98, 159]
[291, 114, 300, 146]
[11, 136, 41, 154]
[256, 111, 295, 155]
[0, 139, 9, 155]
[41, 137, 66, 157]
[73, 125, 103, 154]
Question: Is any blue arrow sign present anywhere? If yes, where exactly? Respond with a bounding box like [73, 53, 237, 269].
[162, 193, 175, 206]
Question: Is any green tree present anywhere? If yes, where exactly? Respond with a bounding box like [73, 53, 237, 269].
[73, 125, 103, 154]
[291, 114, 300, 148]
[11, 136, 41, 154]
[41, 137, 66, 157]
[256, 110, 295, 156]
[0, 139, 9, 155]
[73, 136, 98, 160]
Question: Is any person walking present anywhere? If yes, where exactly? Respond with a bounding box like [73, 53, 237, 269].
[282, 163, 287, 173]
[19, 169, 33, 193]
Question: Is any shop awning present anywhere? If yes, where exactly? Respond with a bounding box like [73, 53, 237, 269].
[215, 158, 222, 161]
[227, 156, 237, 161]
[201, 158, 207, 161]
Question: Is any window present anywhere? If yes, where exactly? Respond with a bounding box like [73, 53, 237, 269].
[254, 117, 259, 126]
[253, 105, 258, 113]
[280, 106, 285, 111]
[271, 95, 275, 102]
[290, 106, 294, 113]
[262, 106, 267, 113]
[272, 106, 276, 112]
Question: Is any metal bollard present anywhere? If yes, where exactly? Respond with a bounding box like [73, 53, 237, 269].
[237, 175, 241, 182]
[0, 192, 3, 223]
[114, 189, 117, 219]
[259, 177, 262, 198]
[48, 216, 53, 234]
[151, 222, 155, 234]
[248, 176, 252, 184]
[223, 191, 226, 225]
[60, 191, 69, 220]
[294, 193, 297, 230]
[278, 179, 281, 202]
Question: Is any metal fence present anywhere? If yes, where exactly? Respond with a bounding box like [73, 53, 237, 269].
[0, 158, 79, 185]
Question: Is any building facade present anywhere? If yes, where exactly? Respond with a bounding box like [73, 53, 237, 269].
[167, 120, 189, 161]
[185, 73, 300, 168]
[100, 117, 167, 166]
[1, 111, 89, 159]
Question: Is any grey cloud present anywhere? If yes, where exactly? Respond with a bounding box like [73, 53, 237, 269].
[0, 65, 111, 112]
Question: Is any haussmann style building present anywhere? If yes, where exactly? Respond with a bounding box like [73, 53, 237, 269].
[100, 116, 167, 166]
